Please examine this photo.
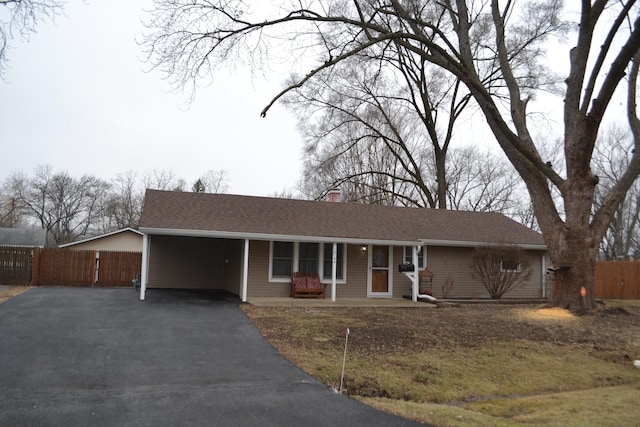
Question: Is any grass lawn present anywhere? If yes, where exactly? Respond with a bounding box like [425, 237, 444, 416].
[242, 300, 640, 426]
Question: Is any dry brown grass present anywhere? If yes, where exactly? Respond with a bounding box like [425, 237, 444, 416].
[242, 301, 640, 426]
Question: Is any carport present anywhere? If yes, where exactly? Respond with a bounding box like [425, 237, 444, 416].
[139, 231, 247, 301]
[138, 230, 349, 303]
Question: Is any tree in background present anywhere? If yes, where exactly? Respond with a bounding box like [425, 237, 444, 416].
[1, 166, 231, 242]
[192, 170, 229, 194]
[0, 186, 24, 227]
[444, 146, 522, 213]
[102, 171, 145, 232]
[142, 1, 640, 310]
[0, 0, 64, 74]
[593, 125, 640, 260]
[192, 179, 205, 193]
[102, 169, 229, 230]
[300, 141, 524, 212]
[7, 165, 111, 244]
[141, 169, 186, 192]
[287, 44, 472, 208]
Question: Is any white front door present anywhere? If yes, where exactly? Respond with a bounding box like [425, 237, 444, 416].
[368, 245, 393, 297]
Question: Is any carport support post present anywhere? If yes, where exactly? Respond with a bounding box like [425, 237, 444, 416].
[331, 242, 337, 302]
[140, 233, 149, 301]
[412, 246, 419, 302]
[241, 239, 249, 303]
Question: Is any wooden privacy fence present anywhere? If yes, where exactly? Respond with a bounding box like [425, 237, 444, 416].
[0, 246, 33, 286]
[595, 261, 640, 299]
[33, 248, 96, 286]
[95, 250, 142, 286]
[0, 246, 141, 287]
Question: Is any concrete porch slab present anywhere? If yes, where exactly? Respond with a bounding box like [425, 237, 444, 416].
[246, 297, 437, 307]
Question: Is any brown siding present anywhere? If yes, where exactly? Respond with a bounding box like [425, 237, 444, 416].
[66, 232, 142, 252]
[147, 235, 225, 289]
[425, 246, 544, 299]
[246, 240, 289, 297]
[246, 242, 373, 298]
[147, 236, 546, 299]
[222, 239, 243, 295]
[338, 244, 369, 298]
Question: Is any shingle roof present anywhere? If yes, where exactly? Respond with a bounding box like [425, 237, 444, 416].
[139, 190, 545, 248]
[0, 227, 53, 247]
[58, 228, 143, 248]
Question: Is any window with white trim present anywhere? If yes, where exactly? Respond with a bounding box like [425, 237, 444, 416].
[403, 246, 425, 269]
[299, 242, 319, 274]
[269, 241, 347, 282]
[500, 259, 521, 272]
[271, 241, 294, 278]
[322, 243, 345, 280]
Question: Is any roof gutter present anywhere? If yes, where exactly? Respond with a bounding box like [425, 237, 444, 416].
[138, 227, 420, 247]
[419, 238, 547, 251]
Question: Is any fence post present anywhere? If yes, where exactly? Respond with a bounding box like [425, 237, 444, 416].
[94, 251, 100, 286]
[30, 247, 40, 286]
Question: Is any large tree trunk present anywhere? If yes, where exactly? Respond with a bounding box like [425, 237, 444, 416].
[545, 224, 599, 310]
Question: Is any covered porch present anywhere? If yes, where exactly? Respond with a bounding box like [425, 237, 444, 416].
[138, 231, 426, 303]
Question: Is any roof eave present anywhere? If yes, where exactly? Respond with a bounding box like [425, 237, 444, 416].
[419, 238, 547, 250]
[58, 228, 143, 248]
[139, 227, 420, 247]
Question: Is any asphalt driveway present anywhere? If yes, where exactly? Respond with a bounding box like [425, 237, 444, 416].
[0, 288, 424, 426]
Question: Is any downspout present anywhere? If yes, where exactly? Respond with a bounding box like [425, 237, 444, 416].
[140, 234, 149, 301]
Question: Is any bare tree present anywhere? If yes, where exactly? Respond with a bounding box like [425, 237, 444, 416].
[593, 124, 640, 259]
[471, 244, 532, 299]
[299, 127, 430, 205]
[0, 0, 64, 75]
[300, 140, 524, 212]
[192, 169, 229, 194]
[288, 44, 472, 208]
[445, 146, 522, 213]
[7, 165, 111, 244]
[0, 182, 24, 227]
[269, 188, 301, 199]
[102, 171, 145, 231]
[104, 169, 228, 229]
[143, 1, 640, 310]
[142, 169, 186, 192]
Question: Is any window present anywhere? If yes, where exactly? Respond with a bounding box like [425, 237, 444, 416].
[298, 243, 319, 274]
[322, 243, 344, 280]
[272, 241, 293, 278]
[500, 259, 521, 272]
[403, 246, 425, 269]
[269, 241, 347, 282]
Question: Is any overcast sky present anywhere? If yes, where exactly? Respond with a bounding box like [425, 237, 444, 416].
[0, 1, 303, 197]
